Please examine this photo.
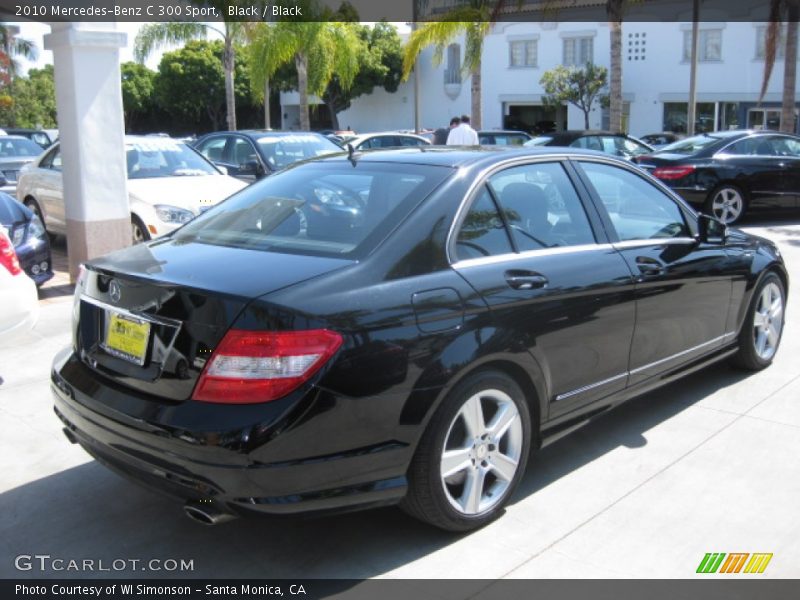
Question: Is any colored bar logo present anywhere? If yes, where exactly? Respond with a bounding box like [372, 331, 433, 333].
[696, 553, 773, 574]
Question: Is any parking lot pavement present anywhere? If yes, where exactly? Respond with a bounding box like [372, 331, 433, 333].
[1, 217, 798, 580]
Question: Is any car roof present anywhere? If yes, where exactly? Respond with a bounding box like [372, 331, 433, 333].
[222, 130, 328, 139]
[478, 130, 530, 135]
[312, 145, 629, 169]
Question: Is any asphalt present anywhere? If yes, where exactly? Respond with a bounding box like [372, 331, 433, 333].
[1, 215, 798, 580]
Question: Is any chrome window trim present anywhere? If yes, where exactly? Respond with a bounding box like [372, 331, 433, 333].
[452, 243, 615, 270]
[714, 132, 800, 158]
[613, 237, 697, 249]
[554, 331, 737, 402]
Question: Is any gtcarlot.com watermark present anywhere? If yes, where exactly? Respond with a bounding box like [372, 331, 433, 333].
[14, 554, 194, 573]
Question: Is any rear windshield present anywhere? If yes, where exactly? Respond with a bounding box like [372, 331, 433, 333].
[656, 134, 730, 155]
[173, 161, 452, 259]
[256, 134, 341, 170]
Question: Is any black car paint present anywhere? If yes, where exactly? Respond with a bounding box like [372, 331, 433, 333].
[0, 191, 53, 286]
[636, 131, 800, 212]
[51, 147, 787, 519]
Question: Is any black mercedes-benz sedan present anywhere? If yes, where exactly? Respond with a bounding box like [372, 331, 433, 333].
[0, 191, 53, 286]
[635, 130, 800, 225]
[52, 147, 788, 531]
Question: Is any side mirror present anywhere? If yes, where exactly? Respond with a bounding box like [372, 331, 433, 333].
[240, 159, 264, 177]
[697, 213, 727, 244]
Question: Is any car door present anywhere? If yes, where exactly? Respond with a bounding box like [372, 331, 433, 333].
[36, 144, 66, 235]
[574, 159, 734, 386]
[762, 135, 800, 208]
[714, 136, 789, 209]
[451, 160, 636, 418]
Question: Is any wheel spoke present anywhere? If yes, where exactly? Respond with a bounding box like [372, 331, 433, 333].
[753, 311, 767, 329]
[767, 324, 780, 349]
[460, 468, 486, 513]
[441, 447, 472, 479]
[755, 329, 768, 356]
[487, 405, 517, 440]
[460, 395, 485, 439]
[770, 298, 782, 319]
[490, 453, 518, 482]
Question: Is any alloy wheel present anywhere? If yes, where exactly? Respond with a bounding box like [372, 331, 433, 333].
[440, 389, 523, 515]
[710, 188, 744, 224]
[752, 282, 784, 361]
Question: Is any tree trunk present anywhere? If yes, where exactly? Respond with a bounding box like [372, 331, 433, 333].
[296, 52, 310, 131]
[781, 4, 798, 133]
[223, 37, 236, 131]
[264, 77, 271, 130]
[583, 110, 590, 130]
[326, 100, 340, 130]
[470, 55, 482, 129]
[608, 6, 623, 132]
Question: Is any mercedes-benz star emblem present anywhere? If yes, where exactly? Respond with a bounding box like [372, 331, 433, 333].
[108, 280, 122, 304]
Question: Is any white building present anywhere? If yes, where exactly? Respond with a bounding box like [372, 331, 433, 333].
[280, 21, 799, 137]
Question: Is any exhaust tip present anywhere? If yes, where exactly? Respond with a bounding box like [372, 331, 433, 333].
[184, 502, 237, 526]
[62, 427, 78, 444]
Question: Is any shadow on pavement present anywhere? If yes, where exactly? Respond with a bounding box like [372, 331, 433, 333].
[0, 361, 750, 580]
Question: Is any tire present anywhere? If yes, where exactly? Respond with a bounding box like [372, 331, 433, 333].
[24, 197, 56, 242]
[401, 370, 532, 531]
[704, 184, 747, 225]
[131, 214, 150, 244]
[730, 272, 786, 371]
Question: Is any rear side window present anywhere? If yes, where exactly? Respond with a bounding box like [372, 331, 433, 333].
[175, 162, 451, 259]
[455, 186, 513, 260]
[580, 161, 690, 241]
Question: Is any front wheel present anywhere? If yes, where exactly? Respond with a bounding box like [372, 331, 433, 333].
[131, 215, 150, 245]
[401, 370, 532, 531]
[730, 273, 786, 370]
[705, 185, 746, 225]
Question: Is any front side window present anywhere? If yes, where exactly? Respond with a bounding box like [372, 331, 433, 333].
[683, 29, 722, 62]
[196, 136, 227, 162]
[563, 36, 593, 66]
[510, 40, 537, 67]
[488, 162, 596, 251]
[580, 161, 690, 241]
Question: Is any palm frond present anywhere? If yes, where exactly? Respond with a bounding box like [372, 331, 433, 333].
[402, 20, 470, 81]
[759, 1, 784, 103]
[134, 23, 208, 63]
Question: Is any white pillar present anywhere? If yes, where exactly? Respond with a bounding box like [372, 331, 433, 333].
[44, 23, 129, 282]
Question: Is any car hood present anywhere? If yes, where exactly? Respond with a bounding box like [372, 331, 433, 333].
[127, 175, 247, 213]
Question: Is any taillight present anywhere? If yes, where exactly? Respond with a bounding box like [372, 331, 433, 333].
[192, 329, 343, 404]
[0, 230, 22, 276]
[652, 165, 696, 180]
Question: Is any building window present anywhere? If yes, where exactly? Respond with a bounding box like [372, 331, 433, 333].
[663, 102, 716, 133]
[755, 25, 796, 60]
[444, 43, 461, 84]
[563, 36, 593, 66]
[683, 29, 722, 62]
[510, 39, 537, 67]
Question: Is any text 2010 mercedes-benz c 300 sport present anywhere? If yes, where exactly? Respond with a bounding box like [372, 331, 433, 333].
[52, 147, 788, 531]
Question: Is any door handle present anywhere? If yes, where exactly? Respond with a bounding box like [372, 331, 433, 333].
[635, 256, 664, 277]
[505, 270, 549, 290]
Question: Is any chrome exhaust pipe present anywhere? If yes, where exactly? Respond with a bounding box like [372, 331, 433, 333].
[183, 501, 237, 526]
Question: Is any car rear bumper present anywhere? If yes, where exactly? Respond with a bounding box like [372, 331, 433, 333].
[51, 347, 410, 518]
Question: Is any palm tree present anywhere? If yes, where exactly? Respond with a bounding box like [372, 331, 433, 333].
[607, 1, 625, 133]
[135, 22, 244, 131]
[760, 0, 799, 133]
[246, 21, 361, 131]
[402, 1, 504, 129]
[0, 23, 37, 86]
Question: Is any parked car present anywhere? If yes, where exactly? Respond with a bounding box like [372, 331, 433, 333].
[0, 227, 38, 339]
[1, 128, 54, 149]
[525, 130, 654, 160]
[635, 129, 800, 224]
[639, 132, 684, 149]
[0, 135, 46, 196]
[0, 191, 52, 286]
[193, 130, 342, 181]
[52, 146, 787, 531]
[344, 132, 432, 151]
[478, 130, 532, 146]
[16, 136, 246, 243]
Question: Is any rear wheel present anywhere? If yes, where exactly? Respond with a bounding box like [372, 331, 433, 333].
[401, 370, 532, 531]
[731, 272, 785, 370]
[23, 197, 55, 241]
[131, 215, 150, 244]
[705, 185, 746, 225]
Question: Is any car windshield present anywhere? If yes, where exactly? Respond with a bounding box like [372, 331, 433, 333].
[126, 139, 217, 179]
[0, 137, 43, 157]
[173, 161, 452, 259]
[256, 134, 341, 170]
[656, 134, 729, 155]
[525, 137, 553, 146]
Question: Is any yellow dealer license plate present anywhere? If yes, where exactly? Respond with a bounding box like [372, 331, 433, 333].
[104, 312, 151, 365]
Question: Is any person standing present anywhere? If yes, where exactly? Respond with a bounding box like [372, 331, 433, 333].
[446, 114, 479, 145]
[433, 116, 460, 145]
